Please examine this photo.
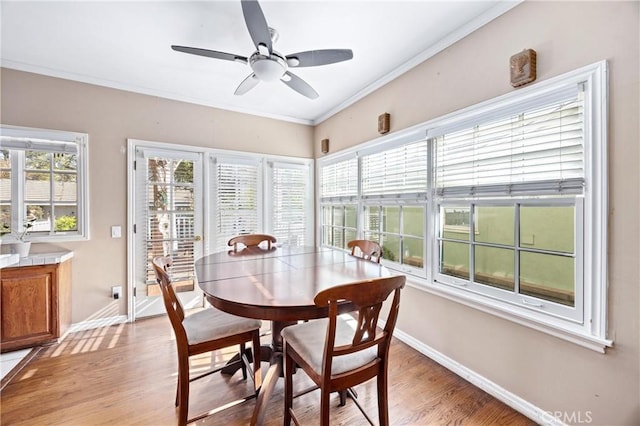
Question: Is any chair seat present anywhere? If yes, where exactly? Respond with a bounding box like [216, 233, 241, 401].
[282, 317, 378, 376]
[183, 308, 262, 346]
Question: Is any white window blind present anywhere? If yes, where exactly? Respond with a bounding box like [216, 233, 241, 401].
[436, 87, 584, 197]
[214, 159, 259, 250]
[320, 157, 358, 199]
[361, 140, 428, 197]
[272, 163, 308, 246]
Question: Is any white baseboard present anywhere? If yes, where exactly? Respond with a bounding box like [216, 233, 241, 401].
[391, 326, 566, 426]
[67, 315, 129, 334]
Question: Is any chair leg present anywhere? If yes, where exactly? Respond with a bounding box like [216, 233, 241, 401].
[320, 387, 331, 426]
[175, 370, 180, 407]
[377, 369, 389, 426]
[252, 331, 262, 392]
[284, 349, 294, 426]
[240, 343, 248, 380]
[177, 354, 190, 426]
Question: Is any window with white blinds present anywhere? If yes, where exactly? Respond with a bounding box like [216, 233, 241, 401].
[320, 156, 358, 200]
[213, 158, 259, 251]
[362, 140, 428, 197]
[0, 125, 89, 241]
[316, 62, 609, 350]
[271, 162, 309, 246]
[435, 87, 584, 197]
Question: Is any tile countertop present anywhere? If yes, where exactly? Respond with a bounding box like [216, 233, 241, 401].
[2, 251, 74, 268]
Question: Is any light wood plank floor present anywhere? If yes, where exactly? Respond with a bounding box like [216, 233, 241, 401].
[1, 315, 536, 425]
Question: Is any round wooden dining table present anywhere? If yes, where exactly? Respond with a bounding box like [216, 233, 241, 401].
[195, 245, 392, 425]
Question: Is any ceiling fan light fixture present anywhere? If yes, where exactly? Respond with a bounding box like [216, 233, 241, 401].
[250, 54, 287, 82]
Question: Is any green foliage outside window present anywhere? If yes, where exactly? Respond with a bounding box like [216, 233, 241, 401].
[55, 215, 77, 231]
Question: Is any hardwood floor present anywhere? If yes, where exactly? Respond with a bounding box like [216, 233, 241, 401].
[0, 315, 536, 425]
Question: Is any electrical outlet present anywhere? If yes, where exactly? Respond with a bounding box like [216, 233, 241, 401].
[112, 286, 122, 300]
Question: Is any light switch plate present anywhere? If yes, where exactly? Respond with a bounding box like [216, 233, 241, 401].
[111, 225, 122, 238]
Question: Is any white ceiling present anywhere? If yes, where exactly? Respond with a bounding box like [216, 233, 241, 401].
[1, 1, 519, 125]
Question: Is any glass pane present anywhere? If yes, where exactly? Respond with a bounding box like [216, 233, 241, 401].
[26, 204, 52, 232]
[364, 206, 379, 232]
[26, 172, 50, 200]
[403, 206, 424, 237]
[382, 206, 400, 233]
[0, 149, 10, 232]
[148, 159, 167, 183]
[1, 204, 11, 235]
[322, 206, 331, 226]
[53, 152, 77, 171]
[345, 205, 357, 228]
[54, 173, 77, 202]
[441, 206, 470, 241]
[332, 227, 344, 248]
[174, 160, 193, 183]
[520, 251, 574, 306]
[322, 225, 331, 246]
[54, 209, 77, 232]
[345, 229, 357, 245]
[148, 184, 170, 212]
[402, 236, 423, 267]
[174, 212, 195, 240]
[174, 186, 194, 211]
[364, 232, 380, 245]
[332, 206, 344, 227]
[382, 234, 400, 262]
[520, 206, 574, 253]
[475, 246, 514, 291]
[440, 241, 469, 279]
[475, 206, 514, 245]
[25, 151, 50, 170]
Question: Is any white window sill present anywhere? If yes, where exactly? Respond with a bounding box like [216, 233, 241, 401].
[405, 277, 613, 353]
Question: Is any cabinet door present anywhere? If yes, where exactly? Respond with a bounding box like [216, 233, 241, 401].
[1, 267, 57, 348]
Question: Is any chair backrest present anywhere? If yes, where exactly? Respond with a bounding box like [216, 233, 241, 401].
[347, 239, 382, 263]
[228, 234, 277, 251]
[313, 275, 405, 376]
[151, 256, 188, 345]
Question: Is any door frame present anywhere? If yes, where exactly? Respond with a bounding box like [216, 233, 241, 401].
[126, 138, 207, 322]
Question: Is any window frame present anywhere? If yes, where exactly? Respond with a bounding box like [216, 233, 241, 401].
[0, 125, 90, 242]
[316, 61, 610, 352]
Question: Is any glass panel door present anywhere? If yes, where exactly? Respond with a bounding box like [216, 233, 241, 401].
[134, 147, 204, 319]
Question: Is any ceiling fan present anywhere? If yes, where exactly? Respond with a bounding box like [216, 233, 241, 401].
[171, 0, 353, 99]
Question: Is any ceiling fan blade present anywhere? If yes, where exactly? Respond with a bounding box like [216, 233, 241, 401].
[241, 0, 272, 55]
[286, 49, 354, 67]
[235, 73, 260, 95]
[281, 71, 319, 99]
[171, 45, 247, 64]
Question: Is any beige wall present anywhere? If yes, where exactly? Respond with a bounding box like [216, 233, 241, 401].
[315, 1, 639, 424]
[0, 68, 314, 322]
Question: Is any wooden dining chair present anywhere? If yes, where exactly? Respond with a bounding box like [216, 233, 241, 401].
[347, 239, 383, 263]
[228, 234, 277, 251]
[151, 256, 262, 426]
[282, 274, 406, 426]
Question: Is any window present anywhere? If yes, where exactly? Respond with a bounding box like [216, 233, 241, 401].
[268, 161, 313, 246]
[211, 156, 261, 251]
[316, 62, 609, 350]
[0, 125, 89, 241]
[209, 154, 314, 252]
[360, 140, 428, 272]
[433, 85, 586, 322]
[319, 156, 358, 250]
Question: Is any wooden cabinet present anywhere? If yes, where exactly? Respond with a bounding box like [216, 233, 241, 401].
[1, 259, 71, 352]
